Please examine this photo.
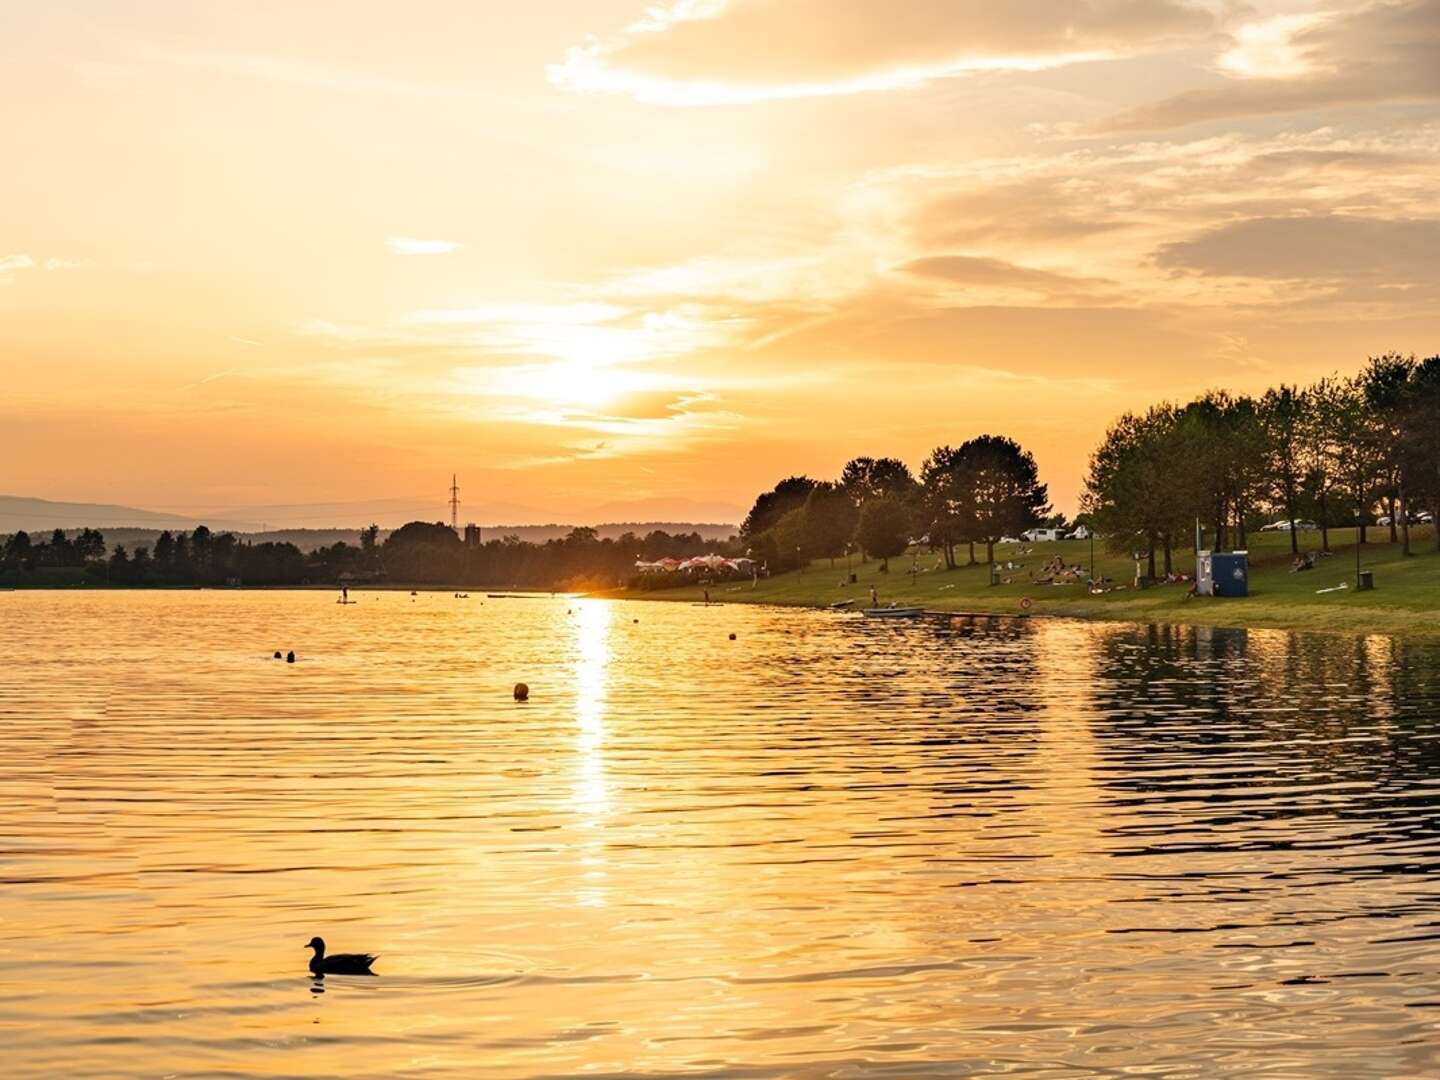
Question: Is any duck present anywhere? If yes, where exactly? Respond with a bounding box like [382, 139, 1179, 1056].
[306, 936, 377, 976]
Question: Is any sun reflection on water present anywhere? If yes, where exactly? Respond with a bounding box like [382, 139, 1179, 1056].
[571, 598, 612, 906]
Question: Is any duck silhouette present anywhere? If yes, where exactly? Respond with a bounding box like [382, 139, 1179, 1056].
[306, 936, 377, 976]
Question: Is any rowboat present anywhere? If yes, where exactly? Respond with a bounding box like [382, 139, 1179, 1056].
[861, 606, 926, 619]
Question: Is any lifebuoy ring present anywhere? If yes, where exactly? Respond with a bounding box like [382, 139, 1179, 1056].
[1020, 596, 1033, 610]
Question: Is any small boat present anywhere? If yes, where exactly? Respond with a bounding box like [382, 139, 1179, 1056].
[829, 599, 855, 608]
[861, 606, 926, 619]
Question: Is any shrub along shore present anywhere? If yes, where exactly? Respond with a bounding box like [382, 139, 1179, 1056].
[609, 527, 1440, 641]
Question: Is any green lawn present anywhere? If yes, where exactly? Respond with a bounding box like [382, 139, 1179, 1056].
[616, 526, 1440, 639]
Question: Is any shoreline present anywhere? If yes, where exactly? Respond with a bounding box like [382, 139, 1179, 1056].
[600, 527, 1440, 642]
[599, 593, 1440, 642]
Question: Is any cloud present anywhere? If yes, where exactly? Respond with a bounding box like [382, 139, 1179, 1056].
[895, 254, 1109, 300]
[1156, 215, 1440, 287]
[387, 236, 462, 256]
[551, 0, 1215, 105]
[1107, 0, 1440, 130]
[0, 253, 35, 283]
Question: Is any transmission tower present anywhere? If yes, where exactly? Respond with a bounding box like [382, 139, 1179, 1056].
[449, 474, 460, 533]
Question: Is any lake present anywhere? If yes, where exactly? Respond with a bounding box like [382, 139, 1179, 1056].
[2, 591, 1439, 1078]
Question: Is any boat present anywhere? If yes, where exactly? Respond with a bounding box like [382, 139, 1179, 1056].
[861, 606, 926, 619]
[828, 599, 855, 608]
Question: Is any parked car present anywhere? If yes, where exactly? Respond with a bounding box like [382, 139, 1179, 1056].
[1021, 528, 1064, 542]
[1066, 525, 1091, 540]
[1260, 519, 1291, 531]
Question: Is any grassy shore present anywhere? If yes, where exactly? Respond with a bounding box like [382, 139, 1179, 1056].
[614, 526, 1440, 640]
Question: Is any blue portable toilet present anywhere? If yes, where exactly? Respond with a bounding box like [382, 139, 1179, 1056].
[1196, 550, 1248, 597]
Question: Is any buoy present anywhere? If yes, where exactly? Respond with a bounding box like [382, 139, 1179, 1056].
[728, 633, 736, 640]
[633, 618, 639, 623]
[286, 650, 296, 663]
[513, 682, 529, 702]
[1020, 597, 1033, 611]
[273, 650, 282, 659]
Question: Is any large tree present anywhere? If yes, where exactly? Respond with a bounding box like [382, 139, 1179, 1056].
[740, 476, 817, 540]
[854, 495, 911, 571]
[839, 457, 916, 507]
[1259, 385, 1308, 555]
[1362, 353, 1419, 554]
[1083, 405, 1190, 577]
[1405, 356, 1440, 550]
[919, 444, 976, 569]
[960, 435, 1049, 566]
[1329, 374, 1386, 544]
[802, 481, 857, 566]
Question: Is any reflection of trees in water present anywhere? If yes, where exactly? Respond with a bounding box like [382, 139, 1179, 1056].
[1084, 622, 1440, 862]
[754, 615, 1050, 821]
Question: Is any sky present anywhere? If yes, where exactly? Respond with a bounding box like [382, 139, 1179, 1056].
[3, 1, 1439, 526]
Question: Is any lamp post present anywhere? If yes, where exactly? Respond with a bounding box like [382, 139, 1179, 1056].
[1089, 530, 1094, 582]
[796, 545, 802, 576]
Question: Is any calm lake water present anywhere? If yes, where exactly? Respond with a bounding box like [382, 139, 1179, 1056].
[3, 591, 1439, 1078]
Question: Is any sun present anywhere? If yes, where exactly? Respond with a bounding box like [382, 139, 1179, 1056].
[535, 360, 621, 410]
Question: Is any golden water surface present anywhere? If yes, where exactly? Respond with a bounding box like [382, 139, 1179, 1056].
[2, 591, 1439, 1078]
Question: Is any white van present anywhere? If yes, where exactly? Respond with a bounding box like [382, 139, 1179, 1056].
[1021, 528, 1063, 542]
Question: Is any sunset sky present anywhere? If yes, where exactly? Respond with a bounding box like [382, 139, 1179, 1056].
[4, 1, 1439, 525]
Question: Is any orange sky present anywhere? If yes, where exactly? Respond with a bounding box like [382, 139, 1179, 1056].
[3, 1, 1439, 525]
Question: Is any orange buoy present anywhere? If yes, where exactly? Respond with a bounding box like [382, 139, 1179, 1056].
[513, 682, 529, 701]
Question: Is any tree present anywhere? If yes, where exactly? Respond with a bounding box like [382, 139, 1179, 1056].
[740, 476, 817, 540]
[1362, 353, 1418, 554]
[1299, 378, 1343, 551]
[1259, 385, 1308, 555]
[1083, 405, 1191, 576]
[801, 482, 856, 565]
[919, 444, 975, 569]
[840, 457, 916, 506]
[383, 520, 465, 583]
[74, 527, 107, 563]
[1329, 374, 1386, 544]
[1405, 356, 1440, 550]
[961, 435, 1049, 565]
[189, 525, 213, 580]
[854, 495, 911, 571]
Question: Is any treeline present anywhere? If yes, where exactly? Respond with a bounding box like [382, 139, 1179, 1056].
[0, 521, 730, 589]
[1082, 353, 1440, 576]
[740, 438, 1051, 572]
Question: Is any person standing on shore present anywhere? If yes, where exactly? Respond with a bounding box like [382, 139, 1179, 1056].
[870, 586, 878, 609]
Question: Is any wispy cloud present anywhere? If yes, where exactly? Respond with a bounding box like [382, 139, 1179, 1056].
[1105, 0, 1440, 131]
[387, 236, 463, 256]
[0, 253, 35, 283]
[551, 0, 1215, 105]
[180, 369, 238, 392]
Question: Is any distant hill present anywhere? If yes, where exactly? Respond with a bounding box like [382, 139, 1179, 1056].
[0, 495, 260, 533]
[1, 495, 738, 548]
